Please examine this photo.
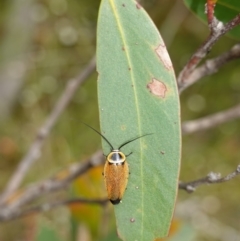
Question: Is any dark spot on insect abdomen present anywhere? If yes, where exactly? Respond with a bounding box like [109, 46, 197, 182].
[110, 199, 121, 205]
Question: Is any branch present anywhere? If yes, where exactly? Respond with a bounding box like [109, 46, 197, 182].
[4, 163, 240, 221]
[182, 103, 240, 135]
[206, 0, 217, 28]
[179, 43, 240, 93]
[0, 197, 108, 222]
[179, 164, 240, 193]
[0, 56, 96, 205]
[0, 150, 104, 221]
[178, 2, 240, 90]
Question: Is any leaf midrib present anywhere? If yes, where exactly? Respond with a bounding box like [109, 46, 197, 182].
[108, 0, 145, 239]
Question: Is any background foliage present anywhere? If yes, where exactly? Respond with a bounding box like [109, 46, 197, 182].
[0, 0, 240, 240]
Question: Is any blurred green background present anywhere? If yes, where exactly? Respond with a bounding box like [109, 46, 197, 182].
[0, 0, 240, 240]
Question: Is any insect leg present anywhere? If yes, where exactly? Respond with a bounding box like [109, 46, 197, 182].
[126, 152, 133, 157]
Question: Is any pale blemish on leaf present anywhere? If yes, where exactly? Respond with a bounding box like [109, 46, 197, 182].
[130, 218, 135, 223]
[147, 78, 167, 98]
[155, 44, 172, 70]
[136, 1, 142, 9]
[121, 125, 126, 130]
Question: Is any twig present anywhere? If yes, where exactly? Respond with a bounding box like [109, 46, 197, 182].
[0, 150, 104, 221]
[0, 197, 108, 222]
[179, 43, 240, 92]
[206, 0, 217, 29]
[0, 56, 96, 205]
[182, 103, 240, 135]
[178, 2, 240, 90]
[179, 164, 240, 193]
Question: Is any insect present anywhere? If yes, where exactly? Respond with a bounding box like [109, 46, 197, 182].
[83, 123, 151, 204]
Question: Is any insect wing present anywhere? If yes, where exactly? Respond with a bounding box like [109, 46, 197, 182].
[103, 161, 129, 204]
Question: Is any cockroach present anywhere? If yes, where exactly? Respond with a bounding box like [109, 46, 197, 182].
[82, 123, 151, 204]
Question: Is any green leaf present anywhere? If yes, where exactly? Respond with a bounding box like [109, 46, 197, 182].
[99, 230, 122, 241]
[97, 0, 181, 240]
[184, 0, 240, 39]
[36, 222, 64, 241]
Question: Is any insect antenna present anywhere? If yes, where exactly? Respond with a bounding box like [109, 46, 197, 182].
[80, 122, 114, 150]
[118, 133, 153, 150]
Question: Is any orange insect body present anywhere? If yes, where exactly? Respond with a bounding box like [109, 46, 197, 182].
[104, 151, 129, 204]
[81, 122, 151, 204]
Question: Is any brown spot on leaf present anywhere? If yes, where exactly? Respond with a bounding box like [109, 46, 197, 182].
[128, 67, 131, 71]
[160, 151, 165, 155]
[147, 78, 167, 98]
[122, 3, 125, 7]
[155, 44, 172, 70]
[122, 46, 125, 51]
